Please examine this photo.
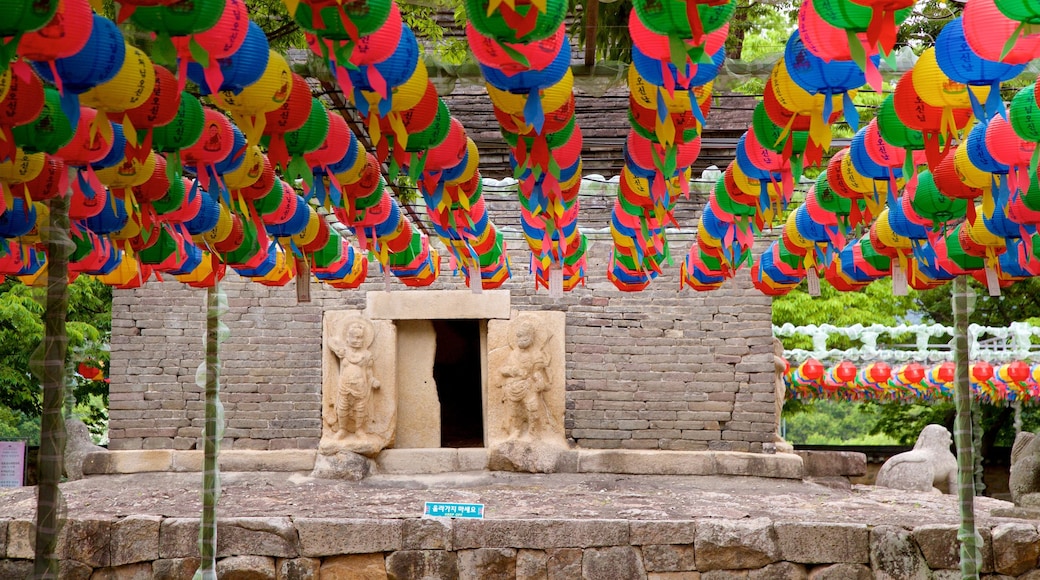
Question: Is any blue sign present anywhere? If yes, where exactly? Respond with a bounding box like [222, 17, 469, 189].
[424, 502, 485, 519]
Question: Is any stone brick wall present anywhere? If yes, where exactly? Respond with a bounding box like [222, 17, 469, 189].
[3, 516, 1039, 578]
[108, 192, 776, 452]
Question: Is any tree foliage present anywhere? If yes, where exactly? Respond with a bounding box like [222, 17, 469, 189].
[0, 276, 111, 436]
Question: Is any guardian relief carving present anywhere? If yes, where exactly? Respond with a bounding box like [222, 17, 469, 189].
[320, 312, 396, 457]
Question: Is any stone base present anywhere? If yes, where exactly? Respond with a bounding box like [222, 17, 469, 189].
[317, 432, 386, 458]
[487, 439, 566, 473]
[311, 450, 372, 481]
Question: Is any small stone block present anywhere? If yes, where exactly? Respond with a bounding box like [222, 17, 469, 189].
[296, 519, 402, 557]
[318, 553, 387, 580]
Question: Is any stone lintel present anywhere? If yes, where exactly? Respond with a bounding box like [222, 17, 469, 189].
[366, 290, 511, 320]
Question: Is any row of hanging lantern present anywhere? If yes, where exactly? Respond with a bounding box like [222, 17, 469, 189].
[301, 0, 509, 290]
[784, 358, 1040, 405]
[0, 0, 462, 291]
[621, 0, 730, 291]
[743, 0, 1040, 298]
[468, 0, 588, 293]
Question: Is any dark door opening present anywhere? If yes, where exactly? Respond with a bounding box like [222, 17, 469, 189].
[432, 319, 484, 447]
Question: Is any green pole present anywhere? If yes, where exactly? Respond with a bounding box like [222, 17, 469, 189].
[952, 275, 980, 580]
[193, 283, 227, 580]
[31, 188, 73, 579]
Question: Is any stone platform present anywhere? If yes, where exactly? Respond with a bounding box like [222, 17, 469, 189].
[81, 448, 806, 480]
[2, 465, 1039, 579]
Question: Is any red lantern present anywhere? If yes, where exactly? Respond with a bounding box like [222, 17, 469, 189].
[131, 154, 170, 204]
[972, 361, 994, 382]
[1007, 360, 1031, 383]
[800, 358, 824, 380]
[17, 0, 94, 68]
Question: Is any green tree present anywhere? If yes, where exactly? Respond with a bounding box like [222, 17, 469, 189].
[0, 276, 111, 438]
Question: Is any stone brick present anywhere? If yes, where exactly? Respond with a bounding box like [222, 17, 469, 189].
[774, 522, 869, 564]
[647, 573, 701, 580]
[60, 559, 94, 580]
[318, 554, 387, 580]
[642, 544, 697, 572]
[630, 521, 697, 546]
[111, 515, 161, 566]
[216, 555, 277, 579]
[453, 519, 628, 549]
[458, 548, 516, 580]
[385, 550, 457, 580]
[869, 525, 929, 580]
[695, 518, 780, 571]
[990, 522, 1040, 576]
[0, 520, 6, 558]
[296, 519, 402, 557]
[88, 563, 153, 580]
[152, 557, 200, 579]
[806, 563, 872, 580]
[748, 562, 806, 580]
[516, 549, 548, 580]
[583, 546, 647, 580]
[60, 518, 114, 567]
[276, 557, 319, 580]
[0, 559, 32, 579]
[401, 518, 452, 550]
[546, 548, 583, 580]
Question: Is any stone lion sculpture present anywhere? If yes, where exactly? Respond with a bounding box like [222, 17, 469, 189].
[875, 424, 957, 494]
[1010, 431, 1040, 507]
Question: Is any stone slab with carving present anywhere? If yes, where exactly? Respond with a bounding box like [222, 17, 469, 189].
[320, 312, 396, 457]
[875, 424, 957, 494]
[487, 312, 567, 472]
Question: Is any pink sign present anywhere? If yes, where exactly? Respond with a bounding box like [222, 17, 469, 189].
[0, 440, 26, 487]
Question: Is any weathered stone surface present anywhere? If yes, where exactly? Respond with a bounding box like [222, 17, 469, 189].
[60, 518, 114, 567]
[311, 450, 373, 481]
[486, 313, 567, 450]
[458, 547, 517, 580]
[630, 521, 697, 546]
[160, 517, 299, 559]
[61, 559, 94, 580]
[366, 290, 511, 320]
[748, 562, 807, 580]
[795, 451, 867, 478]
[1018, 570, 1040, 580]
[642, 545, 697, 572]
[453, 518, 628, 549]
[774, 522, 869, 564]
[385, 550, 458, 580]
[712, 452, 803, 479]
[66, 416, 104, 480]
[869, 525, 929, 580]
[648, 573, 701, 580]
[220, 518, 299, 558]
[402, 518, 452, 550]
[318, 554, 387, 580]
[111, 515, 161, 566]
[546, 548, 583, 580]
[929, 571, 961, 580]
[695, 518, 780, 570]
[806, 563, 873, 580]
[487, 439, 565, 473]
[0, 558, 32, 579]
[582, 546, 646, 580]
[169, 450, 317, 473]
[375, 449, 458, 475]
[579, 450, 714, 475]
[88, 563, 153, 580]
[82, 450, 173, 475]
[296, 519, 401, 557]
[320, 313, 396, 457]
[516, 549, 548, 580]
[394, 320, 440, 449]
[0, 519, 7, 558]
[6, 520, 33, 559]
[152, 557, 200, 579]
[911, 524, 959, 570]
[457, 448, 488, 471]
[276, 557, 319, 580]
[875, 425, 957, 494]
[991, 522, 1040, 576]
[216, 555, 276, 579]
[700, 571, 748, 580]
